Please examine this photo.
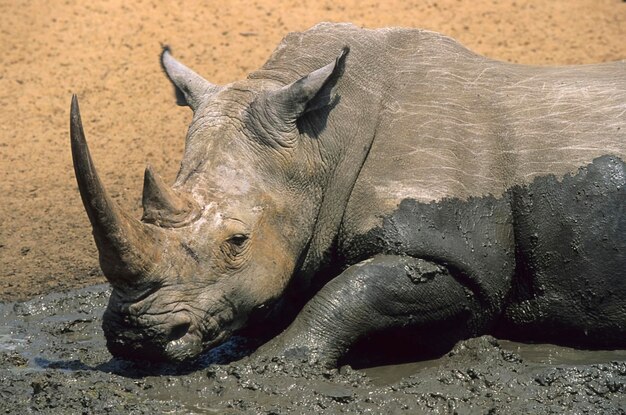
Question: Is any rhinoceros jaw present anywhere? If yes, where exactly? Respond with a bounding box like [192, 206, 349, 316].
[70, 95, 162, 284]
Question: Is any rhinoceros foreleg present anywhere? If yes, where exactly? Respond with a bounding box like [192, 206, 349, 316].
[255, 254, 484, 367]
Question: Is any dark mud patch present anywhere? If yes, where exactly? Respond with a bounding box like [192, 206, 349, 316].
[1, 286, 625, 414]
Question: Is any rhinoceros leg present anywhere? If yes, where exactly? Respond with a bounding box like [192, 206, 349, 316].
[255, 255, 484, 367]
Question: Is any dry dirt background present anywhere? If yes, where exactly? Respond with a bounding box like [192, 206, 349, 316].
[1, 0, 625, 301]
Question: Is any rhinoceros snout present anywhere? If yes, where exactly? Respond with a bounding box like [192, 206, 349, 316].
[102, 312, 203, 363]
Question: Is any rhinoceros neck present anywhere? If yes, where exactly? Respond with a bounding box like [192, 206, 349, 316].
[247, 29, 397, 288]
[296, 112, 380, 288]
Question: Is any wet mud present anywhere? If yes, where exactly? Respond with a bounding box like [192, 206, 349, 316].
[1, 285, 625, 414]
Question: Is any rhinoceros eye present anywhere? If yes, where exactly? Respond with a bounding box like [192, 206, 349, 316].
[227, 234, 249, 248]
[221, 234, 250, 266]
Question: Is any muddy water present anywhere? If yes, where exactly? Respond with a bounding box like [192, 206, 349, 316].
[1, 285, 625, 414]
[363, 341, 626, 387]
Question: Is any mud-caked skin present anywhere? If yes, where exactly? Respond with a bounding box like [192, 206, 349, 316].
[70, 23, 626, 366]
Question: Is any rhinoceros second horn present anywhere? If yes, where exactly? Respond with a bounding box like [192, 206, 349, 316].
[141, 164, 199, 227]
[70, 95, 162, 284]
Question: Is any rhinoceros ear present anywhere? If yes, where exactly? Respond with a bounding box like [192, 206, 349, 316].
[160, 46, 221, 111]
[271, 46, 349, 123]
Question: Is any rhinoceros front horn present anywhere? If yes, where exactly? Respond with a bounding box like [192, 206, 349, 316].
[70, 95, 163, 285]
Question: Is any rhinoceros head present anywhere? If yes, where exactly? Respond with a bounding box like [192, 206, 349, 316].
[71, 47, 347, 362]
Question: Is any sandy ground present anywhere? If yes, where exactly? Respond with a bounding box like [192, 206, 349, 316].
[0, 0, 625, 301]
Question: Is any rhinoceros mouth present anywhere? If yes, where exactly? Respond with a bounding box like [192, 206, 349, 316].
[103, 324, 205, 363]
[160, 311, 233, 362]
[161, 329, 232, 362]
[163, 331, 204, 362]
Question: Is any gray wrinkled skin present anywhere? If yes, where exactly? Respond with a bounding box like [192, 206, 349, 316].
[70, 23, 625, 365]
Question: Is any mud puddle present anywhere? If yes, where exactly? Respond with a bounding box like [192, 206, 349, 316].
[362, 341, 626, 387]
[1, 285, 625, 414]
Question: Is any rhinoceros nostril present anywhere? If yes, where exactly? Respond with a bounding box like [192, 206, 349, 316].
[168, 321, 191, 342]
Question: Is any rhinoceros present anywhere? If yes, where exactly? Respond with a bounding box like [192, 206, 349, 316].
[70, 23, 626, 366]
